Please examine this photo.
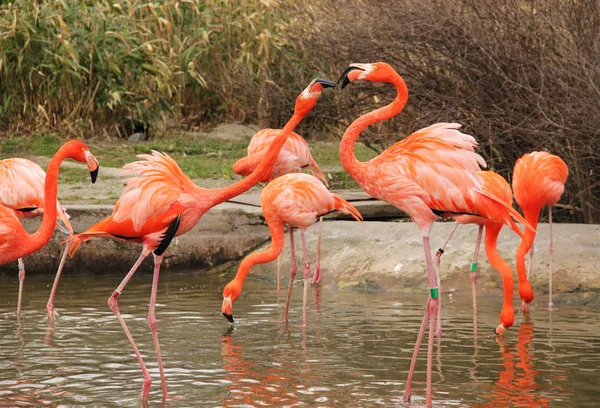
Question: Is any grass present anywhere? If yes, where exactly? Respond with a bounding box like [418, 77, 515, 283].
[0, 133, 378, 189]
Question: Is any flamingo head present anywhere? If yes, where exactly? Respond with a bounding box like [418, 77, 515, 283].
[293, 77, 337, 117]
[222, 280, 242, 323]
[338, 62, 398, 88]
[63, 140, 100, 183]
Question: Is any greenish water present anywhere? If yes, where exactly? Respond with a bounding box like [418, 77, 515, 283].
[0, 271, 598, 407]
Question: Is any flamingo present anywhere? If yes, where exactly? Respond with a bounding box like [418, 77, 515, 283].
[434, 171, 517, 337]
[221, 172, 362, 326]
[337, 62, 531, 407]
[232, 129, 329, 295]
[0, 141, 99, 317]
[513, 152, 568, 310]
[67, 78, 336, 402]
[0, 158, 76, 318]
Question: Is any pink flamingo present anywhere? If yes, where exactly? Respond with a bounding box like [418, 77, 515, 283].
[513, 152, 568, 310]
[233, 129, 329, 294]
[434, 171, 518, 337]
[0, 158, 76, 318]
[221, 172, 362, 326]
[67, 78, 336, 402]
[337, 62, 531, 407]
[0, 141, 99, 317]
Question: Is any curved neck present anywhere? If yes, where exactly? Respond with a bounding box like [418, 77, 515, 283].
[515, 207, 540, 282]
[28, 146, 69, 253]
[212, 114, 304, 204]
[340, 75, 409, 177]
[231, 218, 285, 288]
[485, 225, 512, 279]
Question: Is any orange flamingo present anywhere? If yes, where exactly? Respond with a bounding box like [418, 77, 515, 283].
[513, 152, 568, 311]
[0, 158, 76, 318]
[233, 129, 329, 292]
[337, 62, 531, 407]
[221, 173, 362, 326]
[67, 78, 336, 402]
[0, 141, 99, 316]
[434, 171, 517, 337]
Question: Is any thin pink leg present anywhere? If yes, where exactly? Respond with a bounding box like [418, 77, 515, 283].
[17, 258, 25, 318]
[470, 225, 484, 342]
[47, 241, 72, 320]
[284, 228, 297, 321]
[434, 223, 459, 337]
[276, 255, 281, 305]
[300, 230, 311, 327]
[404, 297, 431, 402]
[148, 253, 168, 401]
[404, 235, 440, 406]
[312, 216, 323, 284]
[107, 248, 153, 401]
[548, 207, 554, 309]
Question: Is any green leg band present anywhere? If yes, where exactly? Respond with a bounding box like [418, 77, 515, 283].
[470, 262, 478, 272]
[430, 287, 439, 299]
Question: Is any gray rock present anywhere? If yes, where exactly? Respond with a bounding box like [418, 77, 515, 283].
[128, 132, 146, 142]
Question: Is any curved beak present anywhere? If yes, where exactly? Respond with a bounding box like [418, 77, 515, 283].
[313, 78, 337, 89]
[90, 167, 99, 184]
[338, 66, 365, 89]
[222, 296, 234, 323]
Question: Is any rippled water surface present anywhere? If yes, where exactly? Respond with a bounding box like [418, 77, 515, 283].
[1, 271, 599, 407]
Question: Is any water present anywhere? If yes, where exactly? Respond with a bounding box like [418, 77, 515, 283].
[1, 271, 599, 407]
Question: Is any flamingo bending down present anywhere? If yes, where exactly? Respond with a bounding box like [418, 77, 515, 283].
[434, 171, 517, 337]
[0, 142, 99, 315]
[0, 158, 77, 318]
[67, 78, 336, 402]
[233, 129, 329, 293]
[513, 152, 568, 310]
[221, 173, 362, 326]
[337, 62, 531, 407]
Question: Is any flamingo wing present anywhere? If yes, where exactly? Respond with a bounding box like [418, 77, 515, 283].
[0, 158, 72, 233]
[113, 151, 198, 232]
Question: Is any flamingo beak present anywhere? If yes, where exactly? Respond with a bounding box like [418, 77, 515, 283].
[90, 167, 99, 184]
[338, 66, 365, 89]
[222, 296, 234, 323]
[313, 78, 337, 89]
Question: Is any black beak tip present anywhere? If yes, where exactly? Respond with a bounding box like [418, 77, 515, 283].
[315, 78, 337, 89]
[494, 328, 500, 336]
[90, 168, 99, 184]
[223, 312, 234, 323]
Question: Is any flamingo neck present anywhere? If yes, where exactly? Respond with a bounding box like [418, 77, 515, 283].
[484, 224, 515, 329]
[29, 146, 69, 253]
[212, 114, 304, 204]
[515, 207, 540, 281]
[340, 75, 409, 178]
[231, 219, 285, 288]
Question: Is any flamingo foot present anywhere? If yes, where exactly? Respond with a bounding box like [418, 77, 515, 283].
[311, 264, 322, 284]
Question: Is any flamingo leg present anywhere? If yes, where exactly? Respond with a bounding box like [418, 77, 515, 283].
[276, 255, 281, 305]
[107, 248, 153, 401]
[470, 225, 484, 341]
[17, 258, 25, 317]
[404, 236, 440, 407]
[284, 228, 297, 321]
[300, 230, 311, 327]
[404, 297, 431, 403]
[548, 207, 554, 309]
[433, 223, 459, 337]
[46, 240, 72, 320]
[148, 253, 168, 401]
[312, 216, 323, 284]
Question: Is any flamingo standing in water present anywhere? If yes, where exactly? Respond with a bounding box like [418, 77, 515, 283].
[513, 152, 568, 310]
[0, 141, 99, 316]
[221, 172, 362, 326]
[434, 171, 517, 336]
[232, 129, 329, 294]
[0, 158, 76, 318]
[337, 62, 530, 407]
[68, 78, 336, 402]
